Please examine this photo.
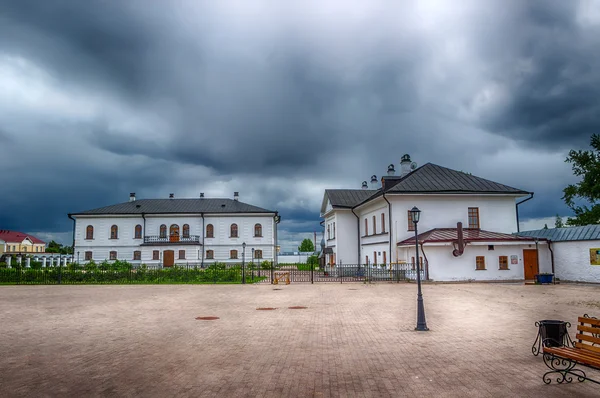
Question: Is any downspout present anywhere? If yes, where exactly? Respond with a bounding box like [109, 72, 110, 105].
[68, 214, 76, 256]
[515, 192, 534, 232]
[382, 192, 393, 264]
[141, 213, 146, 240]
[351, 207, 361, 266]
[201, 213, 205, 267]
[420, 242, 430, 280]
[548, 240, 555, 282]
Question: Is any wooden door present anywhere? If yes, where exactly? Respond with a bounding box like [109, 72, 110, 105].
[373, 251, 377, 265]
[163, 250, 174, 267]
[523, 249, 538, 280]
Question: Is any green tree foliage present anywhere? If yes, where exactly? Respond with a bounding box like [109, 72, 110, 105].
[555, 215, 564, 228]
[45, 240, 73, 254]
[563, 134, 600, 226]
[298, 238, 315, 252]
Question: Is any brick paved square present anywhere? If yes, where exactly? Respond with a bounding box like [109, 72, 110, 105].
[1, 283, 599, 397]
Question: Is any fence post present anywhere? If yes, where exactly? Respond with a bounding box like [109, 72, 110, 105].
[271, 261, 274, 284]
[311, 261, 314, 284]
[58, 264, 62, 285]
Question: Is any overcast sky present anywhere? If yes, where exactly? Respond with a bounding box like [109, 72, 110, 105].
[1, 0, 599, 250]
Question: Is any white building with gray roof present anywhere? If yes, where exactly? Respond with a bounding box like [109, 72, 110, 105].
[69, 192, 280, 266]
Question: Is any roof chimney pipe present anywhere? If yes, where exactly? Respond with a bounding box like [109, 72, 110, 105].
[370, 175, 378, 189]
[234, 192, 239, 201]
[400, 154, 414, 177]
[129, 193, 136, 202]
[387, 164, 395, 176]
[200, 193, 204, 199]
[361, 181, 368, 190]
[169, 193, 174, 199]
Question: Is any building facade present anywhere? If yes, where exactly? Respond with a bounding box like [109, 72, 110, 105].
[69, 192, 280, 266]
[0, 230, 46, 255]
[320, 155, 548, 282]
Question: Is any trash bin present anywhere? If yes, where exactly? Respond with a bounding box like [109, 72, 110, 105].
[538, 320, 569, 347]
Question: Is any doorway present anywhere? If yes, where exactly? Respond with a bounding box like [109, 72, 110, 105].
[163, 250, 175, 267]
[523, 249, 538, 280]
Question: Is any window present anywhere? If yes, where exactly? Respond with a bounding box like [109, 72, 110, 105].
[383, 251, 387, 265]
[373, 251, 377, 265]
[476, 256, 486, 270]
[468, 207, 480, 229]
[206, 250, 214, 259]
[133, 251, 141, 260]
[179, 250, 186, 259]
[134, 224, 142, 239]
[230, 249, 238, 259]
[160, 224, 167, 238]
[230, 224, 238, 238]
[153, 250, 159, 260]
[407, 210, 415, 231]
[373, 216, 376, 234]
[499, 256, 508, 270]
[86, 225, 94, 239]
[381, 213, 386, 233]
[85, 251, 92, 260]
[333, 222, 336, 238]
[365, 255, 369, 265]
[411, 256, 423, 270]
[488, 245, 494, 251]
[110, 251, 117, 260]
[327, 224, 331, 239]
[364, 219, 369, 236]
[255, 249, 263, 259]
[182, 224, 190, 238]
[110, 225, 118, 239]
[23, 247, 27, 252]
[170, 224, 179, 237]
[206, 224, 214, 238]
[254, 223, 262, 237]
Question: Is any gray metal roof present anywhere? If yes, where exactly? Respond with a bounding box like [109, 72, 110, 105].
[386, 163, 529, 194]
[516, 225, 600, 242]
[71, 198, 276, 216]
[325, 189, 379, 208]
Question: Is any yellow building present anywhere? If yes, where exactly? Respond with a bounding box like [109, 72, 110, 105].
[0, 230, 46, 254]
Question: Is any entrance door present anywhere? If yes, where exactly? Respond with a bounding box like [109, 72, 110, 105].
[523, 249, 538, 280]
[163, 250, 175, 267]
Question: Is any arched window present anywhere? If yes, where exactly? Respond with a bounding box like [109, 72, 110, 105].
[254, 223, 262, 237]
[182, 224, 190, 238]
[170, 224, 179, 242]
[134, 224, 142, 239]
[206, 224, 214, 238]
[110, 225, 118, 239]
[159, 224, 167, 238]
[86, 225, 94, 240]
[230, 223, 238, 238]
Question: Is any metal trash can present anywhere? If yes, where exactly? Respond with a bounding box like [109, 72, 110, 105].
[532, 319, 573, 355]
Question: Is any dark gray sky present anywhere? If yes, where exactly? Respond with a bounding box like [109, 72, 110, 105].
[1, 0, 599, 249]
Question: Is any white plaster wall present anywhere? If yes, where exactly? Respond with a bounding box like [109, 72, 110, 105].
[205, 215, 274, 246]
[389, 195, 519, 246]
[552, 241, 600, 283]
[399, 242, 550, 281]
[355, 197, 390, 265]
[75, 215, 145, 248]
[336, 211, 359, 264]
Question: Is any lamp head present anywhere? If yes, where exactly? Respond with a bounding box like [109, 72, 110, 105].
[410, 206, 421, 224]
[242, 242, 246, 249]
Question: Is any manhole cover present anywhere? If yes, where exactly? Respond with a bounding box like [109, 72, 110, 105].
[257, 307, 277, 310]
[288, 306, 307, 309]
[196, 316, 219, 320]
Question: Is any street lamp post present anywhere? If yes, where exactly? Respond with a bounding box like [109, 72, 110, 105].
[411, 206, 429, 331]
[252, 248, 256, 278]
[242, 242, 246, 284]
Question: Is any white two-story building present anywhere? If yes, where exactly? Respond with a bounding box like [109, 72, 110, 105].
[69, 192, 280, 266]
[320, 155, 551, 282]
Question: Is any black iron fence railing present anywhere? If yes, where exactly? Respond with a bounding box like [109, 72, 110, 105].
[0, 262, 426, 285]
[143, 235, 201, 244]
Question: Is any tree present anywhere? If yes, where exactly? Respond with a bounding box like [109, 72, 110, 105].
[45, 240, 73, 254]
[563, 133, 600, 226]
[298, 238, 315, 252]
[555, 215, 564, 228]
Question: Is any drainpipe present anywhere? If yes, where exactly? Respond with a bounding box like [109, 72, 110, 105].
[515, 193, 534, 232]
[420, 242, 430, 280]
[68, 214, 76, 255]
[548, 240, 555, 283]
[141, 213, 146, 241]
[382, 193, 393, 264]
[351, 207, 361, 266]
[201, 213, 205, 267]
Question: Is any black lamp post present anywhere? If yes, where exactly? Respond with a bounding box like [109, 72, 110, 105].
[77, 251, 80, 264]
[242, 242, 246, 284]
[411, 206, 429, 331]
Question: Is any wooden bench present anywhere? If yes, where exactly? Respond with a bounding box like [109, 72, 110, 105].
[542, 314, 600, 385]
[273, 271, 290, 285]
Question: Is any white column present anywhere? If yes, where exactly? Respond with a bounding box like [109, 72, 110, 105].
[49, 257, 54, 267]
[42, 257, 47, 268]
[63, 257, 67, 267]
[6, 256, 11, 268]
[26, 258, 31, 268]
[17, 256, 22, 265]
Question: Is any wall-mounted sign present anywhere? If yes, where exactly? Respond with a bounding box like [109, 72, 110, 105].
[510, 255, 518, 265]
[589, 249, 600, 265]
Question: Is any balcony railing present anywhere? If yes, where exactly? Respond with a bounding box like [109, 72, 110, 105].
[143, 235, 201, 244]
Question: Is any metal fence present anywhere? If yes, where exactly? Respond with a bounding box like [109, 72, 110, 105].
[0, 262, 426, 285]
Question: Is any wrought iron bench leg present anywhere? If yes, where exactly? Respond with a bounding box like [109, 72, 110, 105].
[542, 353, 588, 384]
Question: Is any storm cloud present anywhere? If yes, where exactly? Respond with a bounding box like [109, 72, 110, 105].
[1, 0, 599, 248]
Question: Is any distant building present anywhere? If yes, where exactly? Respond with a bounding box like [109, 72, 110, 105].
[0, 230, 46, 255]
[517, 225, 600, 283]
[320, 155, 549, 282]
[68, 192, 280, 266]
